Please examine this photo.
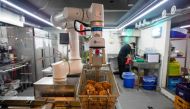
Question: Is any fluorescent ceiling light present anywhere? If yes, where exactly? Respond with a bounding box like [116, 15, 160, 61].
[128, 4, 134, 7]
[0, 0, 54, 26]
[104, 10, 128, 12]
[180, 25, 190, 28]
[117, 0, 168, 30]
[56, 27, 62, 30]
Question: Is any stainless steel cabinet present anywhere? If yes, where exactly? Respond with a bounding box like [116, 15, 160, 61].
[34, 29, 58, 80]
[35, 59, 44, 80]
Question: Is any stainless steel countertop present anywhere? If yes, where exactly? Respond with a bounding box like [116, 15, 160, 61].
[34, 77, 79, 85]
[133, 61, 160, 69]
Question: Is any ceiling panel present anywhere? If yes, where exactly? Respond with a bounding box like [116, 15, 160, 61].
[23, 0, 139, 26]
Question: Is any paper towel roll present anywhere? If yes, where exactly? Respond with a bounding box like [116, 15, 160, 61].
[52, 61, 69, 82]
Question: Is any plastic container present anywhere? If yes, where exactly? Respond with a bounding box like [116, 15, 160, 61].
[122, 72, 135, 88]
[174, 96, 190, 109]
[168, 61, 181, 76]
[142, 76, 157, 90]
[170, 31, 187, 38]
[167, 77, 182, 92]
[176, 83, 190, 102]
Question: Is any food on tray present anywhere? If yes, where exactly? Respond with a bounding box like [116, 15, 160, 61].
[99, 90, 107, 95]
[81, 80, 112, 95]
[87, 80, 96, 85]
[95, 82, 104, 91]
[80, 80, 115, 109]
[85, 84, 96, 95]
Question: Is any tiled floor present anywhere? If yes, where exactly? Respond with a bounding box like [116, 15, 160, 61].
[115, 75, 174, 109]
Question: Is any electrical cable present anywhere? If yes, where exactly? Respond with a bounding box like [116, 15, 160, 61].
[74, 20, 91, 32]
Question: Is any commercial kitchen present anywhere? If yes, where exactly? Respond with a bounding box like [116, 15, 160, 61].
[0, 0, 190, 109]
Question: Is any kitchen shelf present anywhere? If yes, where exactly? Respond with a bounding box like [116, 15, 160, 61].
[174, 56, 186, 58]
[170, 38, 189, 41]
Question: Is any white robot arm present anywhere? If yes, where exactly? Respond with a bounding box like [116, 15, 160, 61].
[51, 3, 105, 82]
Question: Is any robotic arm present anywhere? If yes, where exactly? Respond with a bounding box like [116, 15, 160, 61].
[51, 3, 106, 82]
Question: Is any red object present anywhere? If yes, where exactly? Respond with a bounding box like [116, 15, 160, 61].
[95, 49, 100, 55]
[80, 24, 86, 35]
[125, 57, 132, 65]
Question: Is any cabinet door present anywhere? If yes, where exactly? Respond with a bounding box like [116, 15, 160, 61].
[35, 37, 44, 59]
[49, 40, 53, 57]
[35, 59, 44, 80]
[44, 57, 50, 68]
[43, 38, 50, 58]
[50, 57, 54, 64]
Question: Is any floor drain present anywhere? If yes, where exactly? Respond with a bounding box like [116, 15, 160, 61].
[147, 106, 153, 109]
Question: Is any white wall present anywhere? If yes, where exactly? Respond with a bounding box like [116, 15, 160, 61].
[187, 39, 190, 69]
[103, 29, 121, 55]
[138, 21, 171, 88]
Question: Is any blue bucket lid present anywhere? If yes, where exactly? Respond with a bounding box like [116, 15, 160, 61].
[143, 76, 157, 82]
[122, 72, 135, 78]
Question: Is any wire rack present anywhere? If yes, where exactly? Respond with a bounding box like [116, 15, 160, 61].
[76, 64, 119, 109]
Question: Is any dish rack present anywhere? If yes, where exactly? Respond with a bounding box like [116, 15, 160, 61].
[76, 64, 119, 109]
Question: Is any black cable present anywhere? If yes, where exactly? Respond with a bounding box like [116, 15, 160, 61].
[74, 20, 91, 32]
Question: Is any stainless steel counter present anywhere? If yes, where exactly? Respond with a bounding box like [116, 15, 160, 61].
[34, 77, 78, 98]
[133, 61, 160, 69]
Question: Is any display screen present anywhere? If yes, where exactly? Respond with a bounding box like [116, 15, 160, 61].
[60, 33, 69, 44]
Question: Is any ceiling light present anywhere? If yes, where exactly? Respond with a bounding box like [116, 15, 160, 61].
[117, 0, 168, 30]
[56, 27, 62, 30]
[128, 4, 134, 7]
[117, 0, 157, 29]
[0, 0, 54, 26]
[180, 25, 190, 28]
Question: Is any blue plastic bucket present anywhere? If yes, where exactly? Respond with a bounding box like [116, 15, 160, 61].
[143, 76, 157, 90]
[122, 72, 135, 88]
[167, 77, 182, 92]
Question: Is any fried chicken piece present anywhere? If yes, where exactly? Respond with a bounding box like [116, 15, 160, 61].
[85, 84, 95, 91]
[87, 80, 96, 85]
[101, 81, 112, 94]
[102, 81, 112, 90]
[93, 91, 99, 95]
[95, 82, 104, 91]
[99, 90, 107, 95]
[85, 84, 96, 95]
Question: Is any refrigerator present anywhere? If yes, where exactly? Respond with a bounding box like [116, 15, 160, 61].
[34, 28, 58, 80]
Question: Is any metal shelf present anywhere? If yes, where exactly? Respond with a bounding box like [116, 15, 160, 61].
[174, 56, 186, 58]
[170, 38, 188, 41]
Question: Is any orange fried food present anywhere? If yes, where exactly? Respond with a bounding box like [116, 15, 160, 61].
[99, 90, 107, 95]
[102, 81, 112, 90]
[93, 91, 99, 95]
[81, 90, 87, 95]
[95, 82, 104, 91]
[87, 80, 96, 85]
[85, 84, 96, 92]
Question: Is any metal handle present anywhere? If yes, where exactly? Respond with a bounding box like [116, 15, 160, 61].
[42, 60, 45, 68]
[41, 49, 44, 57]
